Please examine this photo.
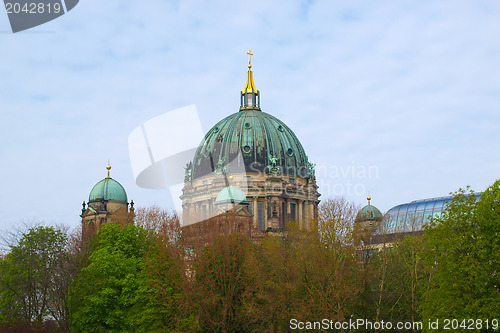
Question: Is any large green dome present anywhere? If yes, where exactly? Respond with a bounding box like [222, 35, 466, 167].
[89, 176, 128, 203]
[192, 109, 309, 179]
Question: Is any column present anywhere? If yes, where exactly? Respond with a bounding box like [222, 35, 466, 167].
[298, 201, 304, 230]
[253, 197, 258, 228]
[263, 198, 268, 228]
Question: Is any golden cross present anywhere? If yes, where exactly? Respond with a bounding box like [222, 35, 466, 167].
[247, 50, 253, 68]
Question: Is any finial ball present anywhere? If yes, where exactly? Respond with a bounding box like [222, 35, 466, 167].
[106, 164, 111, 171]
[367, 196, 371, 201]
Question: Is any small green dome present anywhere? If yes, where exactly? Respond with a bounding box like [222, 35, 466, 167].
[89, 177, 128, 203]
[215, 186, 249, 205]
[355, 204, 383, 223]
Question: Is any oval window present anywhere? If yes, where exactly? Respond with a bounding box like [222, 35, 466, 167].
[244, 122, 252, 129]
[213, 126, 220, 133]
[243, 145, 252, 154]
[287, 148, 294, 156]
[278, 125, 284, 132]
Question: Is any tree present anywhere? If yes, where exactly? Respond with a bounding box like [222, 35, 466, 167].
[191, 233, 259, 332]
[244, 198, 361, 331]
[0, 226, 70, 330]
[134, 205, 180, 242]
[70, 223, 148, 332]
[393, 233, 428, 327]
[132, 205, 194, 330]
[318, 197, 359, 245]
[69, 222, 190, 332]
[247, 232, 299, 331]
[420, 182, 500, 329]
[313, 197, 361, 320]
[360, 234, 428, 331]
[144, 223, 194, 331]
[70, 224, 149, 332]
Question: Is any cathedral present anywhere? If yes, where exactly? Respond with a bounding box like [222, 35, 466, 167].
[80, 52, 467, 247]
[80, 52, 320, 241]
[180, 51, 321, 230]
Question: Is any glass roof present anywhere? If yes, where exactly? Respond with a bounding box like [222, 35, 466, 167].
[375, 193, 481, 235]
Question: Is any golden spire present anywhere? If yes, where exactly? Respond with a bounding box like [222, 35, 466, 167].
[247, 50, 253, 68]
[242, 50, 258, 94]
[106, 163, 111, 178]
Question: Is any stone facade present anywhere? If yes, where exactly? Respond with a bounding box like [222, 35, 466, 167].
[181, 171, 319, 231]
[81, 200, 134, 243]
[181, 207, 264, 252]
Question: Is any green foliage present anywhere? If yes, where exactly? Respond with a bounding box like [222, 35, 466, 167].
[70, 223, 188, 332]
[365, 235, 427, 327]
[421, 183, 500, 329]
[2, 188, 497, 332]
[144, 231, 195, 331]
[0, 226, 68, 326]
[70, 224, 148, 332]
[393, 235, 428, 323]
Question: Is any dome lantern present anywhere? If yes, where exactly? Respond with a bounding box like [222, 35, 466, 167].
[191, 53, 310, 180]
[240, 50, 260, 110]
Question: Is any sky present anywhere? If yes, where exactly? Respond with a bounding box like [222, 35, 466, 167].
[1, 0, 500, 231]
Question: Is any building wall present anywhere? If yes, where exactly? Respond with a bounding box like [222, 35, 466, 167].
[81, 200, 134, 243]
[181, 209, 264, 253]
[181, 171, 320, 229]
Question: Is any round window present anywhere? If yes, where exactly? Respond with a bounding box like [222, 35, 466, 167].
[287, 148, 294, 156]
[243, 145, 252, 154]
[244, 122, 252, 129]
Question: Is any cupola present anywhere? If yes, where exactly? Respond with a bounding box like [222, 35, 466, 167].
[88, 164, 128, 203]
[355, 196, 383, 223]
[240, 50, 260, 110]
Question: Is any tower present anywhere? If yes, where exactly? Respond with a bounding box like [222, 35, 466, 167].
[181, 51, 320, 231]
[81, 164, 134, 242]
[354, 196, 383, 244]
